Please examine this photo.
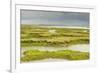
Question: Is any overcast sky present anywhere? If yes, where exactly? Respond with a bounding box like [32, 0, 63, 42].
[21, 10, 89, 27]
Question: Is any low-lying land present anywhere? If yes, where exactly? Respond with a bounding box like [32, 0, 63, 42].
[21, 25, 89, 47]
[21, 24, 90, 62]
[21, 50, 89, 62]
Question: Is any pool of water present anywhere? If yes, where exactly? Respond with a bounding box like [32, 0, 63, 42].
[21, 44, 89, 53]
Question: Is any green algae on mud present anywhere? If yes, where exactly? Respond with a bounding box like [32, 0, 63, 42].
[21, 49, 89, 62]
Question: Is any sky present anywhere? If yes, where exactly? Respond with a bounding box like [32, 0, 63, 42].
[21, 10, 89, 27]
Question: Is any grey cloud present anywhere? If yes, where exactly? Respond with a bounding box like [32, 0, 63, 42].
[21, 10, 89, 27]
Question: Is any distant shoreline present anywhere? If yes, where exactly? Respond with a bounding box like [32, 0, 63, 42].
[21, 24, 89, 29]
[37, 26, 89, 29]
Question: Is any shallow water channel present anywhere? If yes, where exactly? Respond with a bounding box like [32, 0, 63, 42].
[21, 44, 89, 52]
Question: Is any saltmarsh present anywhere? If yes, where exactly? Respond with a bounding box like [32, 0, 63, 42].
[21, 25, 90, 62]
[21, 25, 89, 47]
[21, 50, 89, 62]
